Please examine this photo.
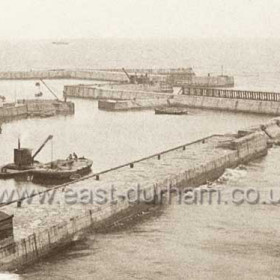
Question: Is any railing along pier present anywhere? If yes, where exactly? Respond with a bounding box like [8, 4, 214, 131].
[183, 87, 280, 102]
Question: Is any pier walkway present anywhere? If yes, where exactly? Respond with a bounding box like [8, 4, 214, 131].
[0, 128, 268, 269]
[1, 135, 234, 240]
[168, 87, 280, 115]
[183, 87, 280, 102]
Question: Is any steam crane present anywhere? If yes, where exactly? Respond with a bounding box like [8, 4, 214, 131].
[32, 135, 53, 163]
[122, 68, 135, 83]
[122, 68, 151, 85]
[0, 134, 93, 179]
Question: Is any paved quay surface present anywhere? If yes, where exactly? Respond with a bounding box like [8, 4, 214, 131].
[1, 135, 235, 240]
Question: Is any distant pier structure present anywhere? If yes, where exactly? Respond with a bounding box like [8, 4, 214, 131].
[0, 69, 235, 88]
[101, 68, 234, 87]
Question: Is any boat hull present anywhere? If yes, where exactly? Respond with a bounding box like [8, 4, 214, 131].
[0, 158, 93, 182]
[32, 158, 93, 181]
[0, 163, 37, 179]
[155, 107, 189, 115]
[32, 165, 92, 180]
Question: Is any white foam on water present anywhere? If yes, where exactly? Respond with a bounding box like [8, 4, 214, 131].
[216, 167, 247, 184]
[196, 166, 248, 192]
[0, 274, 21, 280]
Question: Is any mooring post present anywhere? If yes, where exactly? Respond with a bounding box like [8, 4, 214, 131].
[17, 199, 22, 208]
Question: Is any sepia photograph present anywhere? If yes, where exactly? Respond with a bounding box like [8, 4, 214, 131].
[0, 0, 279, 279]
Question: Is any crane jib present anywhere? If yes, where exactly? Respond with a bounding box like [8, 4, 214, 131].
[32, 135, 53, 160]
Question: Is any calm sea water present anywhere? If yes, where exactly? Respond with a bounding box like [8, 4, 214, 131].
[0, 38, 280, 280]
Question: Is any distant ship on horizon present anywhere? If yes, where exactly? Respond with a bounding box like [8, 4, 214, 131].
[52, 41, 69, 45]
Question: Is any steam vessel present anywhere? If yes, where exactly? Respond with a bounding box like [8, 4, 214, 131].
[0, 136, 92, 181]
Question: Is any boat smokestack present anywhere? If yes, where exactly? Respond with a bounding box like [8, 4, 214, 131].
[18, 138, 20, 150]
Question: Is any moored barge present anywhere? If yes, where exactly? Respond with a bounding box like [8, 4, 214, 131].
[0, 136, 92, 182]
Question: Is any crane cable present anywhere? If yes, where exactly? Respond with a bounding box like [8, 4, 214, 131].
[40, 79, 60, 100]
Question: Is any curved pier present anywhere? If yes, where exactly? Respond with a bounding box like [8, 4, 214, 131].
[0, 127, 269, 270]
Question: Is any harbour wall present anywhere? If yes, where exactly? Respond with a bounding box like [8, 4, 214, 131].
[0, 200, 132, 270]
[0, 70, 167, 83]
[75, 90, 280, 115]
[95, 69, 235, 87]
[0, 100, 74, 121]
[0, 130, 268, 271]
[183, 87, 280, 101]
[18, 99, 75, 116]
[0, 70, 234, 87]
[0, 104, 27, 120]
[174, 75, 234, 87]
[64, 85, 172, 100]
[0, 70, 128, 82]
[96, 83, 174, 93]
[190, 75, 234, 87]
[96, 68, 194, 75]
[170, 95, 280, 116]
[65, 84, 280, 115]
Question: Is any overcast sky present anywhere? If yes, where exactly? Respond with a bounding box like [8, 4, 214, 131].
[0, 0, 279, 40]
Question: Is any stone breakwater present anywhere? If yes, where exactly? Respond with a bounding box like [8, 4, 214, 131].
[0, 70, 166, 83]
[91, 68, 235, 87]
[64, 84, 172, 100]
[171, 87, 280, 115]
[0, 99, 74, 121]
[175, 75, 234, 87]
[0, 124, 270, 270]
[65, 84, 280, 115]
[66, 84, 173, 111]
[170, 95, 280, 116]
[238, 116, 280, 144]
[0, 70, 128, 82]
[0, 69, 234, 87]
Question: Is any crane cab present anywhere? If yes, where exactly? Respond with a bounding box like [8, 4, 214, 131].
[14, 148, 33, 168]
